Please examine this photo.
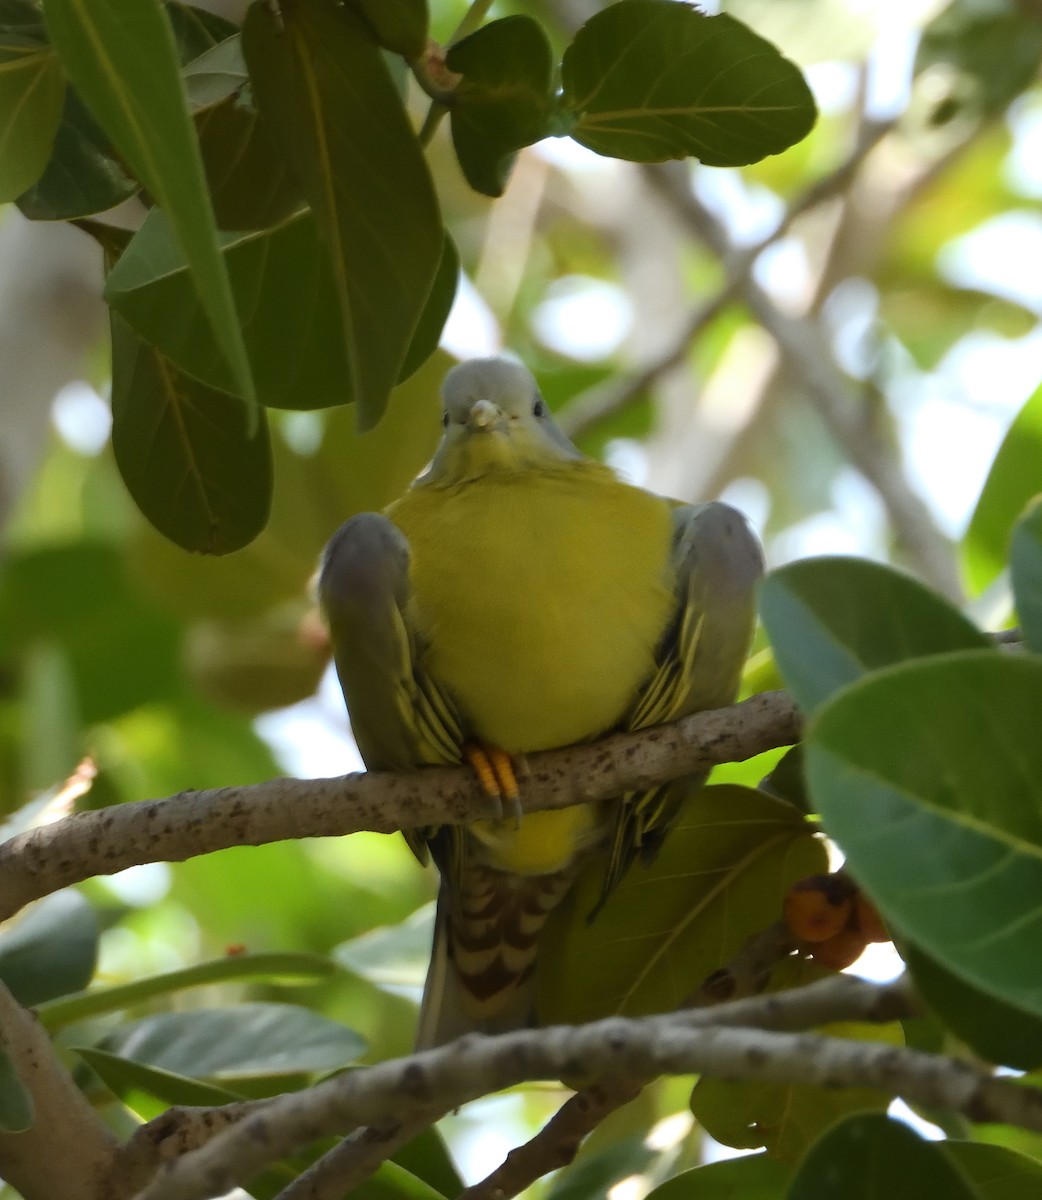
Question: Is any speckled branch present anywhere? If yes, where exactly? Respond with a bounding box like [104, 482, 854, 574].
[0, 690, 801, 923]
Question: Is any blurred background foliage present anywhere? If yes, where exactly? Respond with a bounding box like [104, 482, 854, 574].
[2, 0, 1042, 1189]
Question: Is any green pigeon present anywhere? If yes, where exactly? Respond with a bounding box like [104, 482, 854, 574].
[319, 357, 763, 1046]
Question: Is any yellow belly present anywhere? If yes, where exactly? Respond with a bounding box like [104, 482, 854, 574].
[389, 462, 674, 753]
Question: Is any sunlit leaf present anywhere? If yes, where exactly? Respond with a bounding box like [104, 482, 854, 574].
[0, 23, 64, 201]
[17, 86, 137, 220]
[242, 0, 443, 428]
[759, 556, 991, 713]
[965, 376, 1042, 593]
[789, 1113, 976, 1198]
[110, 316, 272, 554]
[1011, 497, 1042, 653]
[945, 1140, 1042, 1198]
[44, 0, 255, 409]
[806, 651, 1042, 1022]
[539, 785, 825, 1024]
[446, 16, 554, 196]
[560, 0, 816, 165]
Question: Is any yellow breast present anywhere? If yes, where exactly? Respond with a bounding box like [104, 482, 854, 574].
[388, 462, 674, 753]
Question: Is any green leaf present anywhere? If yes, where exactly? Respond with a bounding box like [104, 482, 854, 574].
[106, 207, 350, 411]
[539, 785, 825, 1024]
[38, 951, 337, 1032]
[560, 0, 816, 165]
[916, 0, 1042, 123]
[789, 1113, 978, 1199]
[96, 1002, 366, 1079]
[546, 1137, 656, 1200]
[0, 891, 98, 1006]
[392, 1128, 463, 1200]
[905, 942, 1042, 1071]
[965, 377, 1042, 592]
[110, 316, 273, 554]
[334, 902, 433, 992]
[164, 0, 237, 63]
[944, 1141, 1042, 1199]
[0, 541, 181, 721]
[347, 0, 427, 59]
[0, 25, 65, 201]
[397, 233, 458, 382]
[806, 651, 1042, 1022]
[759, 556, 991, 713]
[17, 86, 137, 220]
[75, 1045, 241, 1111]
[44, 0, 256, 411]
[692, 959, 900, 1163]
[242, 0, 443, 428]
[446, 16, 554, 197]
[0, 1048, 32, 1133]
[1012, 497, 1042, 654]
[644, 1155, 790, 1200]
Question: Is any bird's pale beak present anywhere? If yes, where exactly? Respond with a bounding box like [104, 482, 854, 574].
[467, 399, 505, 433]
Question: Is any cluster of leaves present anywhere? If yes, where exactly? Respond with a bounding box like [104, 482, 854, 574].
[1, 0, 814, 552]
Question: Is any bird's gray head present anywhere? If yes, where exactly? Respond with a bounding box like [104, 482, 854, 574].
[418, 357, 582, 484]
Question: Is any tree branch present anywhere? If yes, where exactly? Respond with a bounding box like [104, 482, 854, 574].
[0, 690, 801, 923]
[130, 974, 1042, 1200]
[0, 981, 120, 1200]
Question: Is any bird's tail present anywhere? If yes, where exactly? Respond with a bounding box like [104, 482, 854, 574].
[415, 865, 576, 1048]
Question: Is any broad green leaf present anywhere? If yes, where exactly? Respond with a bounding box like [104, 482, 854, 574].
[905, 943, 1042, 1071]
[806, 651, 1042, 1022]
[759, 556, 991, 713]
[0, 28, 64, 200]
[0, 1048, 32, 1133]
[354, 1161, 451, 1200]
[44, 0, 255, 411]
[446, 16, 554, 197]
[645, 1155, 789, 1200]
[127, 349, 447, 623]
[181, 29, 247, 105]
[164, 0, 237, 62]
[916, 0, 1042, 122]
[1012, 497, 1042, 654]
[560, 1, 816, 165]
[539, 785, 825, 1025]
[0, 890, 98, 1006]
[75, 1045, 241, 1112]
[335, 902, 433, 992]
[965, 377, 1042, 592]
[243, 0, 443, 428]
[789, 1113, 977, 1198]
[945, 1141, 1042, 1198]
[110, 316, 273, 554]
[0, 541, 181, 722]
[392, 1128, 463, 1200]
[106, 209, 350, 411]
[97, 1002, 366, 1079]
[546, 1137, 655, 1200]
[38, 951, 337, 1032]
[195, 88, 303, 232]
[17, 86, 137, 220]
[347, 0, 427, 59]
[397, 234, 458, 382]
[691, 961, 900, 1163]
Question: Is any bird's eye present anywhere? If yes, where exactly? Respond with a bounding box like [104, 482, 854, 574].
[533, 399, 546, 417]
[441, 411, 450, 428]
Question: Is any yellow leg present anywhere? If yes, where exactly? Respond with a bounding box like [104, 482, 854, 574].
[464, 743, 523, 823]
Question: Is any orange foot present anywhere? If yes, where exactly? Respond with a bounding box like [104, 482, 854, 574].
[464, 742, 523, 824]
